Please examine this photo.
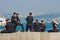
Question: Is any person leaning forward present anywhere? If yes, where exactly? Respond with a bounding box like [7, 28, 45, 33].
[1, 19, 17, 33]
[16, 13, 24, 32]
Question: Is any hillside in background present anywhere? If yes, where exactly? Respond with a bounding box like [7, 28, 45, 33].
[34, 13, 60, 20]
[1, 12, 60, 23]
[19, 13, 60, 23]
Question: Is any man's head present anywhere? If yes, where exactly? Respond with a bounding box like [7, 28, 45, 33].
[13, 12, 17, 17]
[5, 19, 10, 22]
[16, 13, 19, 16]
[41, 19, 45, 24]
[29, 12, 32, 16]
[36, 19, 39, 23]
[51, 20, 56, 24]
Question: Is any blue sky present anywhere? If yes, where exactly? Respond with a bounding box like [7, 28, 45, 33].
[0, 0, 60, 17]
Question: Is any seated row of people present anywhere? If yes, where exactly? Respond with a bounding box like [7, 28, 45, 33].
[32, 19, 46, 32]
[1, 19, 59, 33]
[0, 12, 59, 33]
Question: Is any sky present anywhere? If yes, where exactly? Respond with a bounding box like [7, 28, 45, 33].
[0, 0, 60, 17]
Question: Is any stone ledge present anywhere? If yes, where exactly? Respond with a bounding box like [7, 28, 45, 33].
[0, 32, 60, 40]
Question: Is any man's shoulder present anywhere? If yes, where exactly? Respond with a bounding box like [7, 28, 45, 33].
[12, 15, 15, 17]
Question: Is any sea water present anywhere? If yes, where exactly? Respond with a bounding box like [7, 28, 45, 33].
[0, 22, 60, 32]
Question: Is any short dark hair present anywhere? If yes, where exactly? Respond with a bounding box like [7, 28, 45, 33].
[13, 12, 16, 14]
[36, 19, 38, 21]
[16, 13, 19, 15]
[41, 20, 44, 22]
[5, 19, 10, 21]
[29, 12, 32, 15]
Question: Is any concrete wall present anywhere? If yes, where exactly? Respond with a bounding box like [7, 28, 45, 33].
[0, 31, 60, 40]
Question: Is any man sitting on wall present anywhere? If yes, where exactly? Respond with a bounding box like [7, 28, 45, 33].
[1, 19, 17, 33]
[48, 20, 59, 32]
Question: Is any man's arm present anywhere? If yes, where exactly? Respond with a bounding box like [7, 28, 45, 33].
[55, 25, 59, 29]
[4, 24, 8, 31]
[26, 16, 28, 21]
[32, 17, 34, 21]
[16, 16, 20, 23]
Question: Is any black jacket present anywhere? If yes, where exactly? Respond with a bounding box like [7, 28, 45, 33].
[52, 23, 59, 32]
[5, 22, 17, 32]
[16, 16, 20, 22]
[38, 23, 46, 32]
[32, 22, 40, 32]
[26, 16, 34, 25]
[11, 16, 17, 24]
[32, 22, 46, 32]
